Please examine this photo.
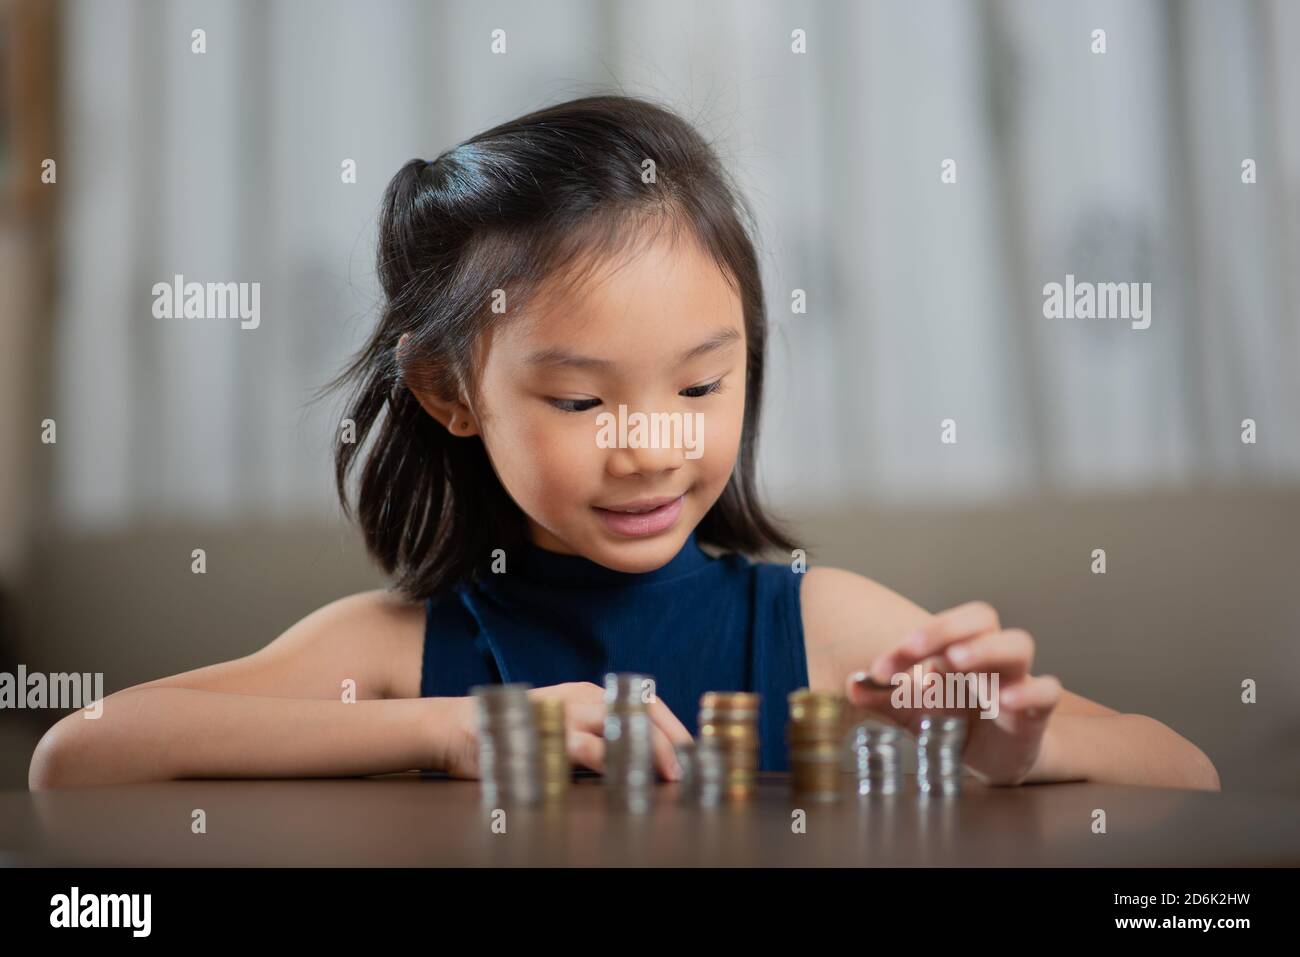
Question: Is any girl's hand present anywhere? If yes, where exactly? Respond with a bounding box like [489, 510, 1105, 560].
[845, 601, 1063, 786]
[438, 682, 692, 781]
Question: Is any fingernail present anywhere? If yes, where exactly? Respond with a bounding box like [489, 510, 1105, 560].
[671, 761, 683, 780]
[948, 646, 970, 665]
[851, 670, 868, 684]
[905, 629, 926, 652]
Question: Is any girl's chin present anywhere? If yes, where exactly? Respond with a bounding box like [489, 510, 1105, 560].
[588, 535, 690, 573]
[527, 519, 689, 569]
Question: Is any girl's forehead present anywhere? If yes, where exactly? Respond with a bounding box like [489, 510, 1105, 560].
[494, 234, 744, 361]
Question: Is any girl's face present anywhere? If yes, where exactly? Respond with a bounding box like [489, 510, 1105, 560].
[470, 232, 747, 573]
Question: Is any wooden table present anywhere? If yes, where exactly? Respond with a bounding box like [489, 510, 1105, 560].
[2, 772, 1298, 867]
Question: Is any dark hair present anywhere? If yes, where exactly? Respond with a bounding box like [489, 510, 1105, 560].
[318, 94, 794, 599]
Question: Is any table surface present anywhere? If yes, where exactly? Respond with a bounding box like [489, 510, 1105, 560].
[3, 772, 1298, 867]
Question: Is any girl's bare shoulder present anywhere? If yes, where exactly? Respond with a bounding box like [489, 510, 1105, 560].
[249, 588, 430, 700]
[131, 588, 430, 701]
[799, 567, 932, 693]
[310, 589, 428, 700]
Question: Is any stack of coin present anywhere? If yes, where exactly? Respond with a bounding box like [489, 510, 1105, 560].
[916, 714, 967, 796]
[698, 691, 760, 800]
[673, 738, 727, 806]
[695, 737, 728, 805]
[673, 740, 696, 791]
[471, 683, 541, 806]
[532, 697, 570, 802]
[604, 672, 656, 811]
[845, 717, 904, 795]
[787, 689, 846, 802]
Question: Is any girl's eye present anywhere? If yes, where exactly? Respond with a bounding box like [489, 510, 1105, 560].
[680, 379, 723, 399]
[549, 397, 602, 413]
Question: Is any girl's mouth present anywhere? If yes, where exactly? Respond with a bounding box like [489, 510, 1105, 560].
[592, 494, 685, 537]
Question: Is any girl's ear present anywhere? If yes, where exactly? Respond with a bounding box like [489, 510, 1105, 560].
[408, 387, 480, 438]
[397, 333, 481, 438]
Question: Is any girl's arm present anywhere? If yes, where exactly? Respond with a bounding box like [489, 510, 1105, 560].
[29, 689, 457, 788]
[28, 590, 449, 788]
[1024, 710, 1219, 789]
[29, 589, 693, 787]
[800, 567, 1220, 791]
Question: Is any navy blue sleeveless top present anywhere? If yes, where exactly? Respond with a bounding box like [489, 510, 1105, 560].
[420, 532, 809, 771]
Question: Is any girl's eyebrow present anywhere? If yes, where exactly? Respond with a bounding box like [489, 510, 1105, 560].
[524, 325, 741, 370]
[680, 325, 742, 363]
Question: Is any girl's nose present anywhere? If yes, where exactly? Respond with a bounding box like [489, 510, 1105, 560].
[605, 441, 686, 479]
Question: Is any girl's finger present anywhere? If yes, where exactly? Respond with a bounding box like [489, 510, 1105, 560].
[649, 723, 684, 781]
[566, 729, 606, 774]
[564, 700, 606, 734]
[944, 628, 1035, 683]
[866, 602, 1001, 682]
[646, 695, 694, 744]
[904, 600, 1000, 660]
[564, 690, 685, 778]
[1000, 674, 1062, 719]
[855, 656, 1002, 733]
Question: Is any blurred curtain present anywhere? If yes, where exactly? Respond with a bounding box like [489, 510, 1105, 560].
[50, 0, 1300, 529]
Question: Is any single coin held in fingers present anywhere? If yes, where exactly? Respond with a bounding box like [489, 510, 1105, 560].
[852, 671, 894, 691]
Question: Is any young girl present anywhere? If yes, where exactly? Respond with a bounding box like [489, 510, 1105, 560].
[30, 95, 1218, 791]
